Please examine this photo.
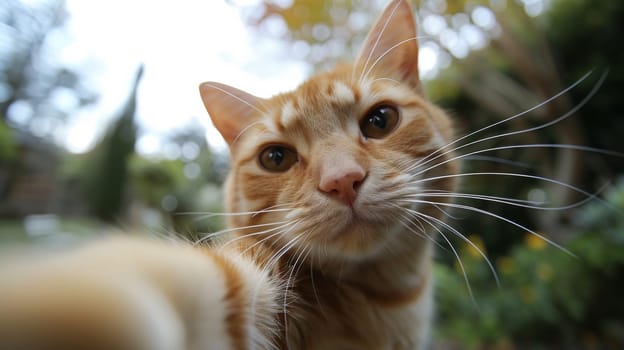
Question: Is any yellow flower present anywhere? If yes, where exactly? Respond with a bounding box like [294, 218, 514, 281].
[520, 285, 536, 304]
[536, 262, 554, 282]
[497, 256, 514, 275]
[465, 234, 486, 258]
[525, 233, 548, 251]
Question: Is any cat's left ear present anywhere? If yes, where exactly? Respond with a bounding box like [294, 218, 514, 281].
[356, 0, 422, 94]
[199, 82, 265, 145]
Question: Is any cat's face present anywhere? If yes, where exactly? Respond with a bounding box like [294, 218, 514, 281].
[200, 0, 457, 262]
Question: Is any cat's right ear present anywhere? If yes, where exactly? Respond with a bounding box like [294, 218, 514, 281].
[199, 82, 265, 145]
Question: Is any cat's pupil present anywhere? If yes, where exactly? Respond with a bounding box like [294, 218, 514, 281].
[268, 148, 284, 165]
[369, 113, 387, 130]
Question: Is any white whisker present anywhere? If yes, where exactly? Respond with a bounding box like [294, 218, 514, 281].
[406, 70, 599, 174]
[195, 220, 292, 245]
[411, 189, 602, 212]
[240, 219, 304, 257]
[183, 206, 294, 222]
[355, 0, 403, 82]
[399, 197, 575, 257]
[361, 36, 426, 83]
[461, 155, 533, 169]
[309, 270, 327, 321]
[395, 211, 447, 252]
[411, 171, 618, 213]
[403, 207, 500, 288]
[369, 77, 402, 85]
[405, 209, 477, 305]
[201, 82, 267, 115]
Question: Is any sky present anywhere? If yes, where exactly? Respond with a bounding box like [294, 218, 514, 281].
[59, 0, 309, 154]
[52, 0, 537, 156]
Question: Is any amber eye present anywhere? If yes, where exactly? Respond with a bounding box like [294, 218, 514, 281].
[258, 145, 298, 172]
[359, 105, 399, 139]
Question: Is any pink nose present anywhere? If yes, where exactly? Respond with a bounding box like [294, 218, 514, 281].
[319, 163, 366, 206]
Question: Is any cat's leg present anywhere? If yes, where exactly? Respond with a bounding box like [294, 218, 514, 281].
[0, 236, 280, 350]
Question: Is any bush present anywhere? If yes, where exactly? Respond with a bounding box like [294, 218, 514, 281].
[435, 179, 624, 349]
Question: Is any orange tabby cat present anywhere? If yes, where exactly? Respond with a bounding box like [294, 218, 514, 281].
[0, 0, 457, 349]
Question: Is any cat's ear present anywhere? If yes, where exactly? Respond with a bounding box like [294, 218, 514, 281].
[356, 0, 422, 93]
[199, 82, 265, 145]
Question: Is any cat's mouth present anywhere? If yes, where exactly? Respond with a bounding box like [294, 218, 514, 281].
[283, 191, 423, 260]
[310, 209, 404, 259]
[327, 200, 401, 233]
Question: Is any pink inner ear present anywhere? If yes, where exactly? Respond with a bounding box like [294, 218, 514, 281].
[199, 82, 264, 145]
[355, 0, 421, 90]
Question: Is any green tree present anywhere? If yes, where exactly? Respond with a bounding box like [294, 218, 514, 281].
[80, 66, 142, 222]
[0, 0, 95, 133]
[130, 124, 224, 235]
[0, 0, 96, 206]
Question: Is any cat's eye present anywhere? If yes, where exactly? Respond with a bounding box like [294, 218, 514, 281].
[359, 105, 399, 139]
[258, 145, 298, 172]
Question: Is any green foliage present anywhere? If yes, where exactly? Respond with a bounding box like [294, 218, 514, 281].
[0, 0, 96, 133]
[0, 120, 17, 161]
[435, 180, 624, 348]
[80, 114, 136, 222]
[268, 0, 353, 33]
[79, 67, 142, 222]
[423, 0, 624, 262]
[129, 141, 224, 236]
[547, 0, 624, 164]
[130, 156, 183, 208]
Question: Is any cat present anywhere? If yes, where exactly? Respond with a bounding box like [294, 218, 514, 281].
[0, 0, 457, 349]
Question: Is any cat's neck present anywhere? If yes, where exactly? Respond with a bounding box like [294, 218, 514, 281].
[340, 235, 432, 300]
[229, 222, 433, 301]
[306, 228, 433, 302]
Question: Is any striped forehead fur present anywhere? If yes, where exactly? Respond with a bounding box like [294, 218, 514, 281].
[328, 81, 356, 105]
[266, 73, 424, 137]
[279, 100, 297, 128]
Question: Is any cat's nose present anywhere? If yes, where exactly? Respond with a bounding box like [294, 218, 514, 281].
[319, 161, 366, 206]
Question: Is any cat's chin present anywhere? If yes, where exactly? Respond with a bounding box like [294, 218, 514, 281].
[306, 203, 412, 261]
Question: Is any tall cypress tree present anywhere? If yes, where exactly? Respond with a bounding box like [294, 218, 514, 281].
[81, 66, 143, 222]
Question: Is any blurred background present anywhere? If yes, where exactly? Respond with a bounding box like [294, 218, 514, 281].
[1, 0, 623, 348]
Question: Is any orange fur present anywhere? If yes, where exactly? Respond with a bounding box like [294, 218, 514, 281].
[200, 0, 457, 348]
[0, 1, 457, 349]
